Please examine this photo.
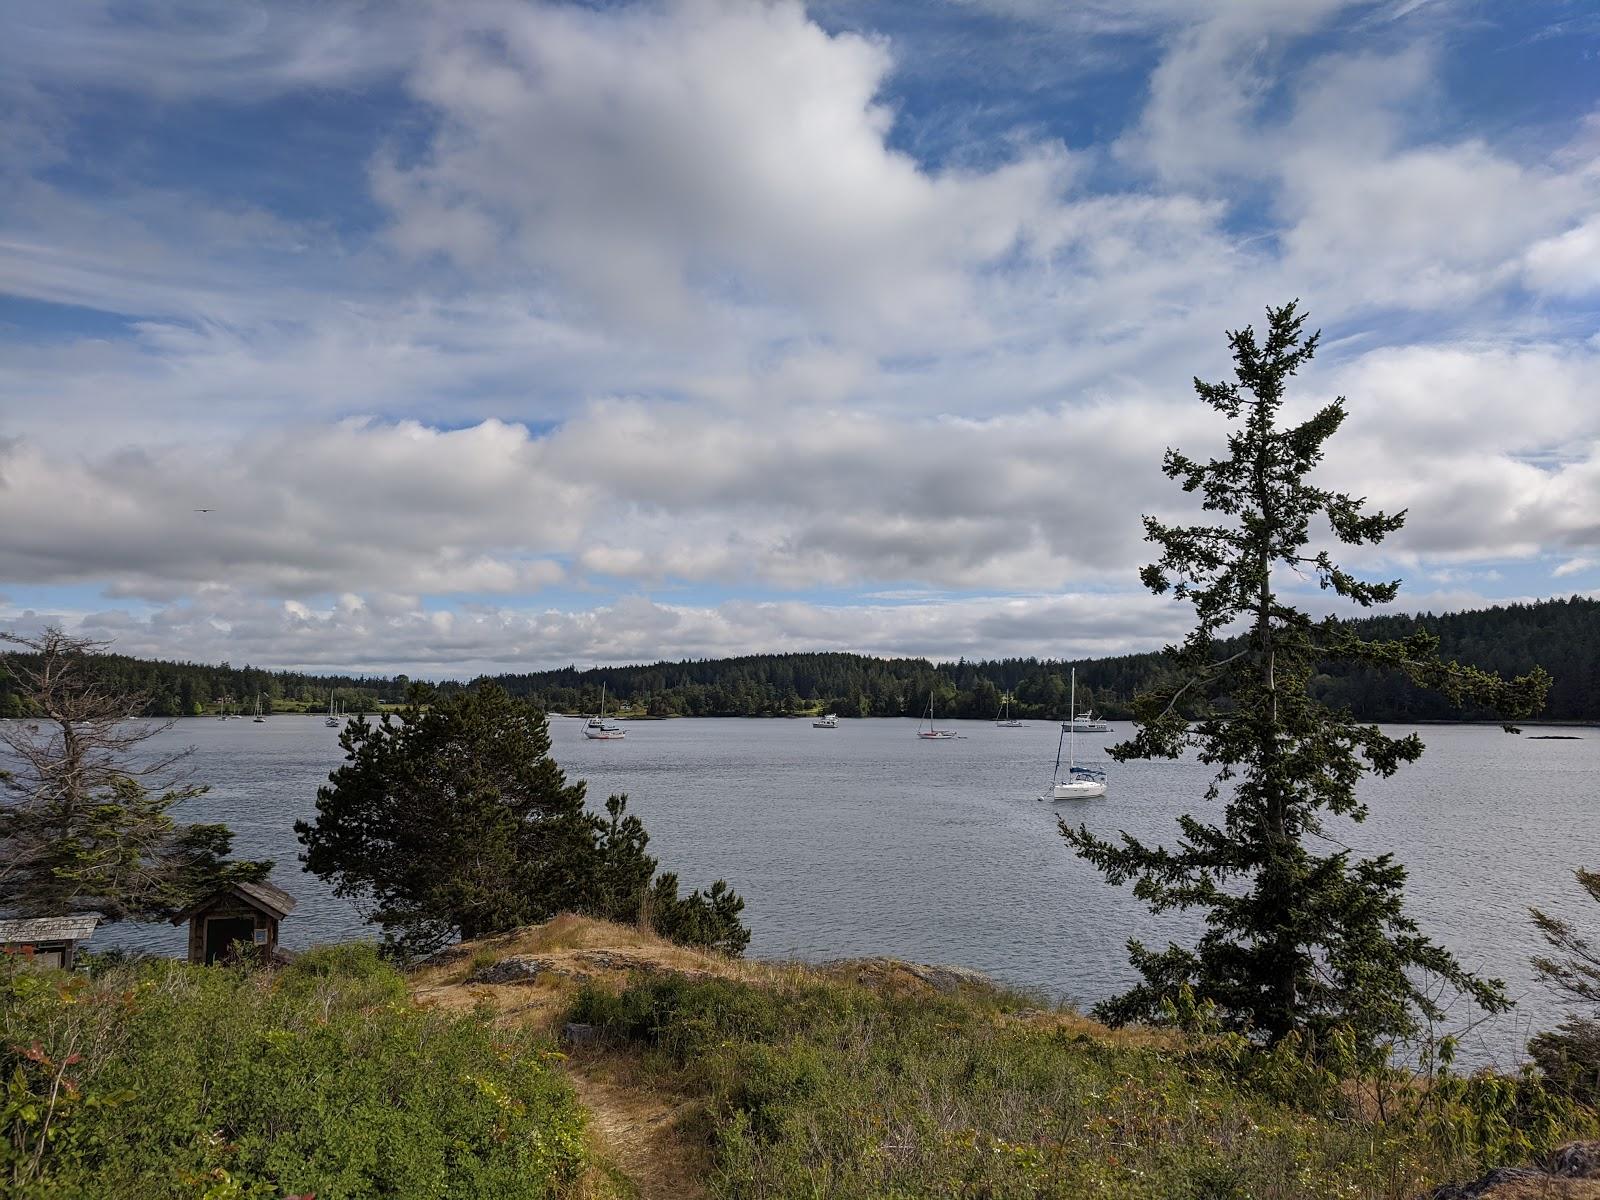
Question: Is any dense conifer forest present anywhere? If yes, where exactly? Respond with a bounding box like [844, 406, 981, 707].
[2, 596, 1595, 722]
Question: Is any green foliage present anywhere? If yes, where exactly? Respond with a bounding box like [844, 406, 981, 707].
[567, 972, 1595, 1199]
[646, 876, 751, 956]
[297, 683, 596, 954]
[296, 684, 749, 958]
[1529, 866, 1600, 1105]
[6, 594, 1594, 723]
[0, 950, 586, 1199]
[1062, 303, 1549, 1057]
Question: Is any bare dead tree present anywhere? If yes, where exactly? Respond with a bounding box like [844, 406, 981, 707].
[1, 627, 266, 921]
[1528, 868, 1600, 1103]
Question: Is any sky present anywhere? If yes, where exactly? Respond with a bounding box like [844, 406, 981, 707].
[1, 0, 1597, 677]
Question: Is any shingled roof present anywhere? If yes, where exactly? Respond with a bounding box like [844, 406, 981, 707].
[170, 880, 297, 925]
[0, 915, 100, 944]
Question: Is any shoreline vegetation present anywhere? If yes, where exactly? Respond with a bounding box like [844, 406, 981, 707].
[9, 915, 1597, 1199]
[1, 594, 1597, 724]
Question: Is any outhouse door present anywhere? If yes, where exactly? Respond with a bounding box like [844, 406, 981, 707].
[204, 917, 256, 964]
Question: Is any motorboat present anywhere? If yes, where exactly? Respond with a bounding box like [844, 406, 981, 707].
[1061, 711, 1110, 733]
[812, 713, 839, 728]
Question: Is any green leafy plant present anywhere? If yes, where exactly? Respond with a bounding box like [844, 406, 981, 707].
[1, 946, 586, 1198]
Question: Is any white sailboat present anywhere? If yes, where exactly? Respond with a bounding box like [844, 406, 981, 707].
[995, 693, 1024, 728]
[917, 691, 956, 739]
[252, 693, 266, 724]
[584, 682, 626, 740]
[1049, 668, 1106, 800]
[325, 689, 338, 727]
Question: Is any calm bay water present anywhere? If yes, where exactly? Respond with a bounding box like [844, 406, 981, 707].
[105, 715, 1597, 1066]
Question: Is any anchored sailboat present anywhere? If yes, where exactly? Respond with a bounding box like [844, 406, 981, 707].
[584, 683, 626, 740]
[917, 691, 956, 739]
[995, 693, 1024, 728]
[1048, 668, 1105, 799]
[325, 690, 338, 727]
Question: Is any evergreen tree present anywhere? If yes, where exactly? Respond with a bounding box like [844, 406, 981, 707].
[296, 683, 749, 957]
[0, 628, 269, 922]
[1060, 303, 1549, 1058]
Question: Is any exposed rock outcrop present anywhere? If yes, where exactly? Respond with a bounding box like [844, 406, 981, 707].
[1423, 1141, 1600, 1199]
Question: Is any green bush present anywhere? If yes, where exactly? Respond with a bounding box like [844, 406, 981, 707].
[569, 974, 1598, 1200]
[2, 952, 586, 1198]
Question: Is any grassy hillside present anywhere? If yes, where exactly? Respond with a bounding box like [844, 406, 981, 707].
[414, 917, 1599, 1200]
[5, 917, 1596, 1197]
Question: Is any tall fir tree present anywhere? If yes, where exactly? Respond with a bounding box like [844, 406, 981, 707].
[1061, 302, 1549, 1057]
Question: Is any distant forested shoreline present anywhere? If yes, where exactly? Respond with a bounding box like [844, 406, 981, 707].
[2, 596, 1595, 723]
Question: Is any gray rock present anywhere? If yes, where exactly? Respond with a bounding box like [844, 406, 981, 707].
[1424, 1167, 1552, 1199]
[469, 955, 553, 985]
[563, 1022, 598, 1045]
[1550, 1140, 1600, 1179]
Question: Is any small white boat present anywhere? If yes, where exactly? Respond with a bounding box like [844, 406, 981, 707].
[584, 682, 626, 740]
[995, 693, 1024, 729]
[324, 690, 338, 728]
[917, 691, 956, 740]
[1046, 669, 1106, 799]
[812, 713, 839, 729]
[252, 694, 266, 724]
[1062, 711, 1110, 733]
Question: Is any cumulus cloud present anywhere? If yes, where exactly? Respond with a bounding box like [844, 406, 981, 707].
[1, 588, 1194, 675]
[1, 0, 1596, 671]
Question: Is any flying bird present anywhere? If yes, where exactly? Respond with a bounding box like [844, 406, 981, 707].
[194, 508, 214, 513]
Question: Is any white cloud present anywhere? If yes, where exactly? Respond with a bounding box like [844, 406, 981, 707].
[1, 588, 1193, 676]
[0, 0, 1596, 672]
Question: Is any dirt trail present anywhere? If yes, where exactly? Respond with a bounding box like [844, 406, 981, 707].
[406, 916, 733, 1198]
[565, 1059, 706, 1200]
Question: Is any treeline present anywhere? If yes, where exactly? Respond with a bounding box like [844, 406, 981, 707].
[489, 596, 1600, 722]
[2, 596, 1595, 722]
[0, 655, 413, 719]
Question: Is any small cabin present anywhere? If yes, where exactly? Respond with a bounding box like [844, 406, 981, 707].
[172, 881, 296, 965]
[0, 915, 99, 970]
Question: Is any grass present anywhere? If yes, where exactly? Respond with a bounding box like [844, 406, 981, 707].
[565, 971, 1599, 1200]
[2, 945, 589, 1199]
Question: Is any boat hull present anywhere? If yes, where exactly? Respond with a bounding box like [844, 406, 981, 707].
[917, 730, 956, 739]
[1051, 779, 1107, 800]
[584, 728, 626, 740]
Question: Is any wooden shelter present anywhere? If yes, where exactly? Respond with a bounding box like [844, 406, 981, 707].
[172, 881, 296, 965]
[0, 915, 99, 970]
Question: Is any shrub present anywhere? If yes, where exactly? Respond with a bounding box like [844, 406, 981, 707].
[1, 953, 586, 1198]
[568, 973, 1597, 1199]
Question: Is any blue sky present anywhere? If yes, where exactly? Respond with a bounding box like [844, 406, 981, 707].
[1, 0, 1597, 675]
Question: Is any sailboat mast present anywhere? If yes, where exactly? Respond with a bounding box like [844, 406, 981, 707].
[1069, 668, 1077, 771]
